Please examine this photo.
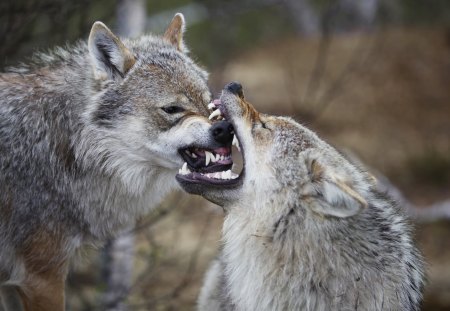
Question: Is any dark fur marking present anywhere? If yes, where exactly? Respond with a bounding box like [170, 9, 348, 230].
[273, 207, 296, 241]
[96, 42, 124, 79]
[53, 134, 77, 174]
[93, 89, 132, 127]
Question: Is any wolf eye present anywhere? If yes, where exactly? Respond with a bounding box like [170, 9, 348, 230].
[161, 106, 185, 114]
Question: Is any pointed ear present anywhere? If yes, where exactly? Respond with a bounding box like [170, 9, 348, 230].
[88, 21, 136, 81]
[309, 160, 367, 218]
[163, 13, 187, 52]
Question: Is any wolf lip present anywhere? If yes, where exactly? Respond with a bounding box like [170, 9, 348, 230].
[176, 171, 241, 187]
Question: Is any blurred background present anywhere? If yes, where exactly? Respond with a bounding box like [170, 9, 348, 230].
[1, 0, 450, 310]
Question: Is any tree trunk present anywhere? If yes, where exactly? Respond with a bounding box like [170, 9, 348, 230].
[101, 1, 146, 310]
[102, 232, 135, 311]
[116, 0, 146, 38]
[281, 0, 320, 36]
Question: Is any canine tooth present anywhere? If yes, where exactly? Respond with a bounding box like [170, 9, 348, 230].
[231, 172, 239, 179]
[205, 152, 209, 165]
[181, 162, 190, 175]
[232, 135, 241, 152]
[210, 153, 217, 163]
[192, 153, 197, 158]
[205, 151, 213, 166]
[232, 135, 240, 151]
[208, 102, 216, 110]
[208, 109, 221, 120]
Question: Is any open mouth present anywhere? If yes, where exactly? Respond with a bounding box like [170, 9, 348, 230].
[176, 99, 244, 187]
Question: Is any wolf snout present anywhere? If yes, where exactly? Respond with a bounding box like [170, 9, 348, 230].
[210, 120, 234, 145]
[226, 81, 244, 99]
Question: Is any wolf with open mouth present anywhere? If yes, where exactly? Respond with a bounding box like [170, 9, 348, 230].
[177, 82, 424, 311]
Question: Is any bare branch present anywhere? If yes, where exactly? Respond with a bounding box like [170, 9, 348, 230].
[375, 172, 450, 223]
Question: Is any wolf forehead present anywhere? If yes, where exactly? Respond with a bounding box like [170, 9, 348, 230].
[127, 36, 208, 83]
[122, 37, 210, 103]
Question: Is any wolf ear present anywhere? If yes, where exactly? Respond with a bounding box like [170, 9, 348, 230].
[308, 159, 367, 218]
[163, 13, 187, 52]
[88, 21, 136, 81]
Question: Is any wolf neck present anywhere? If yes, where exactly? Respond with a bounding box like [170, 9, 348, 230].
[220, 204, 364, 310]
[76, 167, 177, 241]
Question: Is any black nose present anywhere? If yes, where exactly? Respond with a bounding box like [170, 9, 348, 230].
[226, 81, 244, 98]
[210, 120, 234, 145]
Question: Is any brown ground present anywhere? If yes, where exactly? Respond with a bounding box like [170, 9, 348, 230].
[66, 26, 450, 310]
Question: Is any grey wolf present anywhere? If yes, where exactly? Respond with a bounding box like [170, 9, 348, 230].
[0, 14, 234, 311]
[177, 82, 425, 311]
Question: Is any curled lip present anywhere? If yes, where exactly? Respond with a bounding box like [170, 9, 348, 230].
[176, 95, 245, 188]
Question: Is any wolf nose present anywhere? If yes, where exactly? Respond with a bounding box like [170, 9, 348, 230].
[226, 81, 244, 98]
[210, 120, 234, 145]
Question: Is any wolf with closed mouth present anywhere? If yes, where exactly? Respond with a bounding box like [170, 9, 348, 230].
[0, 13, 236, 311]
[177, 82, 425, 311]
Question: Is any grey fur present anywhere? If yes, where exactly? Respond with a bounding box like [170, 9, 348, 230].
[0, 15, 214, 310]
[182, 87, 425, 311]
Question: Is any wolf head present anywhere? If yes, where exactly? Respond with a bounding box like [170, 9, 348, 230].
[178, 82, 376, 218]
[80, 14, 234, 194]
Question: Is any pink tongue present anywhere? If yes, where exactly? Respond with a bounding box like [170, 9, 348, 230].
[212, 99, 221, 106]
[213, 147, 231, 155]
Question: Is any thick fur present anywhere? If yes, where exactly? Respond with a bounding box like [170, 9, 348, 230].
[0, 14, 215, 310]
[187, 85, 425, 311]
